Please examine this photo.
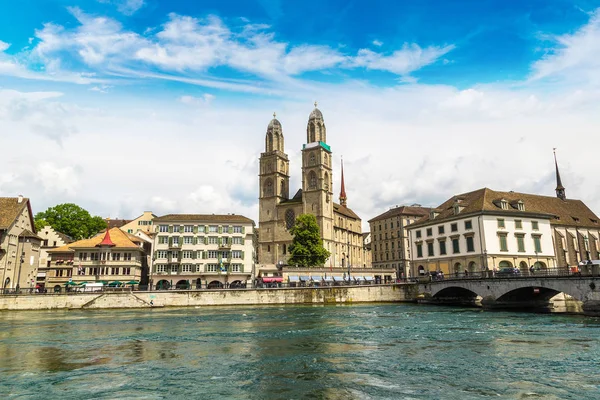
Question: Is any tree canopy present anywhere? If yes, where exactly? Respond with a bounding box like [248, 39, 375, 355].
[34, 203, 107, 240]
[288, 214, 330, 267]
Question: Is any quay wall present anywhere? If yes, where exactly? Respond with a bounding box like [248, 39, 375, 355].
[0, 284, 417, 311]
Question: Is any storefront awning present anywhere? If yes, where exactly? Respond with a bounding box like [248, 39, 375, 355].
[299, 276, 311, 281]
[288, 276, 299, 282]
[262, 277, 283, 283]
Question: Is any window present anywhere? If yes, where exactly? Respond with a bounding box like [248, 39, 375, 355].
[517, 202, 524, 211]
[516, 235, 525, 252]
[184, 236, 194, 244]
[451, 223, 458, 232]
[499, 234, 508, 252]
[439, 240, 447, 255]
[452, 238, 460, 254]
[232, 250, 243, 259]
[123, 267, 131, 275]
[466, 237, 475, 252]
[209, 225, 218, 233]
[124, 253, 132, 261]
[184, 225, 194, 233]
[172, 236, 179, 245]
[158, 236, 168, 244]
[464, 220, 473, 230]
[497, 219, 505, 228]
[515, 220, 522, 229]
[416, 230, 422, 239]
[182, 251, 194, 259]
[438, 226, 445, 235]
[207, 250, 219, 259]
[232, 237, 243, 244]
[427, 242, 434, 257]
[209, 236, 219, 244]
[205, 264, 219, 272]
[111, 267, 119, 275]
[182, 264, 193, 273]
[501, 200, 508, 210]
[426, 228, 433, 237]
[531, 221, 539, 231]
[90, 253, 99, 261]
[285, 209, 296, 230]
[171, 251, 179, 259]
[533, 236, 542, 253]
[171, 265, 179, 273]
[416, 244, 423, 258]
[80, 252, 88, 261]
[159, 225, 169, 232]
[233, 226, 243, 233]
[231, 264, 242, 272]
[113, 253, 121, 261]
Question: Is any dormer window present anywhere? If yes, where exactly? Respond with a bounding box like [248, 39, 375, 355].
[516, 201, 524, 211]
[572, 216, 580, 222]
[453, 204, 461, 215]
[430, 210, 439, 219]
[500, 199, 508, 210]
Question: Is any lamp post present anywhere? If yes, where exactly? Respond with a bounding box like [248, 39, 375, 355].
[16, 254, 24, 293]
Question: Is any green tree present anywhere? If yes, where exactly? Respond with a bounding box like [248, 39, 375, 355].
[288, 214, 330, 267]
[34, 203, 107, 240]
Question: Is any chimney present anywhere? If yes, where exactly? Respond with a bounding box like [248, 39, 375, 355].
[17, 195, 23, 204]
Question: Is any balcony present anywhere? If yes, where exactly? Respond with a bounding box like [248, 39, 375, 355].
[169, 242, 182, 249]
[218, 242, 231, 249]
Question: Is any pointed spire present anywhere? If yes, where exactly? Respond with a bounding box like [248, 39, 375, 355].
[339, 157, 347, 207]
[98, 228, 115, 247]
[554, 148, 566, 201]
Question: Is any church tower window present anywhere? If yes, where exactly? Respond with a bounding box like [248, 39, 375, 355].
[308, 171, 317, 189]
[310, 153, 316, 166]
[264, 179, 274, 197]
[285, 209, 296, 230]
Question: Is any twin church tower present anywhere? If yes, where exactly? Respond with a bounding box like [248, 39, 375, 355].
[258, 104, 365, 268]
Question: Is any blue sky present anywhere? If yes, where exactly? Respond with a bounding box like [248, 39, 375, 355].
[1, 0, 600, 225]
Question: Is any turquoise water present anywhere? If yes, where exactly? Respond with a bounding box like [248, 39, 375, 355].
[0, 304, 599, 399]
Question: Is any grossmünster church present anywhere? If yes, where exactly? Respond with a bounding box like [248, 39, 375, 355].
[258, 104, 365, 268]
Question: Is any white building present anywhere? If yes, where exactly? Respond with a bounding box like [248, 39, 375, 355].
[407, 186, 599, 277]
[152, 214, 255, 289]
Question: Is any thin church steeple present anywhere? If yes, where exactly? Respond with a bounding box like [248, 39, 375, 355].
[554, 148, 566, 201]
[339, 158, 347, 206]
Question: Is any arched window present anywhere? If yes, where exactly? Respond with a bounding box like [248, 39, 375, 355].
[310, 153, 316, 166]
[280, 180, 287, 199]
[324, 154, 328, 166]
[309, 124, 316, 143]
[324, 172, 329, 190]
[267, 133, 273, 151]
[285, 209, 296, 230]
[308, 171, 317, 189]
[264, 179, 274, 197]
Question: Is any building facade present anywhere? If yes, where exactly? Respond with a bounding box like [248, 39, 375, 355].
[368, 205, 430, 278]
[258, 106, 364, 269]
[152, 214, 255, 289]
[119, 211, 157, 235]
[0, 196, 41, 291]
[407, 187, 599, 277]
[46, 228, 147, 291]
[37, 226, 73, 290]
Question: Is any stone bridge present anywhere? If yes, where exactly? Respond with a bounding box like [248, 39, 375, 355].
[418, 276, 600, 315]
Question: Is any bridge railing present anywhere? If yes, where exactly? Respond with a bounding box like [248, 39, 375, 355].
[422, 267, 597, 282]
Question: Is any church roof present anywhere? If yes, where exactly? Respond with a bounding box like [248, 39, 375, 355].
[281, 189, 304, 204]
[334, 203, 360, 220]
[309, 107, 323, 120]
[268, 117, 281, 129]
[48, 228, 141, 253]
[368, 205, 431, 223]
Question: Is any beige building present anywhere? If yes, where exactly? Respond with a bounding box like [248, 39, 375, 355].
[0, 196, 42, 291]
[119, 211, 157, 234]
[46, 228, 148, 292]
[368, 205, 430, 278]
[152, 214, 255, 289]
[362, 232, 372, 267]
[37, 226, 73, 290]
[258, 106, 365, 270]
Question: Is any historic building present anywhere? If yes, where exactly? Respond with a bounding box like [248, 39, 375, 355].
[368, 205, 430, 278]
[46, 228, 148, 292]
[152, 214, 255, 289]
[0, 196, 41, 291]
[118, 211, 157, 235]
[258, 105, 364, 269]
[37, 226, 73, 290]
[406, 153, 600, 277]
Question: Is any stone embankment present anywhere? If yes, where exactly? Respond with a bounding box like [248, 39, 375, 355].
[0, 284, 418, 311]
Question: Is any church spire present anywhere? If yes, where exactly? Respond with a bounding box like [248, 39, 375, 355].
[554, 148, 566, 201]
[339, 157, 347, 206]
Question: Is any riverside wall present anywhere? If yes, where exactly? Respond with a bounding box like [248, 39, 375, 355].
[0, 284, 418, 311]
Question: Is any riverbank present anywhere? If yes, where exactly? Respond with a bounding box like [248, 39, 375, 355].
[0, 284, 417, 311]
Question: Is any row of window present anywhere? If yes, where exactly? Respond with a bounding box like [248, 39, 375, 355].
[499, 233, 542, 253]
[414, 219, 540, 239]
[497, 219, 538, 230]
[156, 250, 245, 259]
[79, 252, 134, 261]
[375, 217, 418, 232]
[77, 267, 132, 275]
[155, 264, 244, 273]
[417, 236, 476, 258]
[157, 236, 245, 245]
[158, 225, 245, 234]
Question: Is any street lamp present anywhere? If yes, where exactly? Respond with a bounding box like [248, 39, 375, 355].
[16, 254, 24, 293]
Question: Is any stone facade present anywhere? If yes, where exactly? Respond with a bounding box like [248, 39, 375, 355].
[258, 106, 365, 270]
[369, 205, 430, 278]
[152, 214, 255, 290]
[0, 196, 41, 291]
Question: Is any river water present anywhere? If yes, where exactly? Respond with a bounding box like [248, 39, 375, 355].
[0, 304, 599, 399]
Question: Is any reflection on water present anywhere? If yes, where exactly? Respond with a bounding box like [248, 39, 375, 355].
[0, 305, 599, 399]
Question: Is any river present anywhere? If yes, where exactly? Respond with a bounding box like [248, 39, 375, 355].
[0, 304, 599, 399]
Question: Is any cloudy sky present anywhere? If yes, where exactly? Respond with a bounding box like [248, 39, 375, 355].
[1, 0, 599, 229]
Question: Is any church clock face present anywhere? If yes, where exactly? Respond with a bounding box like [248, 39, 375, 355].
[285, 209, 296, 230]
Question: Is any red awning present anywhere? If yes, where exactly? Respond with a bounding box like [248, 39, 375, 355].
[262, 277, 283, 283]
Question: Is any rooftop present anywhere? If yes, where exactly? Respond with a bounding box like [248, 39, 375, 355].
[153, 214, 254, 224]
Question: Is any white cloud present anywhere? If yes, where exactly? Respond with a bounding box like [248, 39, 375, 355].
[179, 94, 215, 105]
[97, 0, 145, 16]
[35, 162, 79, 196]
[0, 40, 10, 52]
[372, 40, 383, 47]
[352, 43, 455, 76]
[531, 9, 600, 84]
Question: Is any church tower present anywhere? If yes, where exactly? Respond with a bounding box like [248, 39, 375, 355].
[301, 103, 334, 252]
[258, 113, 290, 264]
[554, 148, 566, 201]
